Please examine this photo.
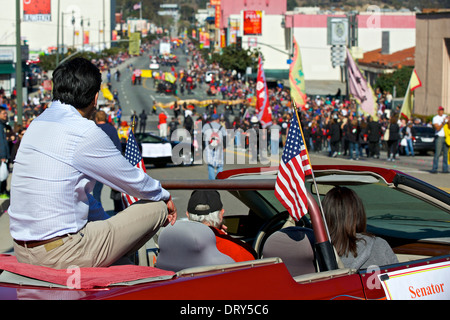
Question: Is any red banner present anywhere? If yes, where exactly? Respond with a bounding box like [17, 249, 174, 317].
[256, 56, 272, 128]
[23, 0, 51, 22]
[84, 31, 90, 44]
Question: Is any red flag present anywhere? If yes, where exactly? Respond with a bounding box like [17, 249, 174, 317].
[255, 56, 272, 128]
[274, 113, 312, 221]
[121, 129, 147, 208]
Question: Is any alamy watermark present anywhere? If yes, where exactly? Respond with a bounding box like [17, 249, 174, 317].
[366, 5, 381, 29]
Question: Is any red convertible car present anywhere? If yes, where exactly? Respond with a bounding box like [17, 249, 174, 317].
[0, 165, 449, 301]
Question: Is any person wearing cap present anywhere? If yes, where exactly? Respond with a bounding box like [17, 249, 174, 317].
[186, 190, 257, 262]
[431, 106, 448, 173]
[202, 114, 227, 179]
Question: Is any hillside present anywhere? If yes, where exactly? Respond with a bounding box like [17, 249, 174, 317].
[116, 0, 450, 25]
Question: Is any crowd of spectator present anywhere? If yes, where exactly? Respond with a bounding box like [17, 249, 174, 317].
[167, 40, 435, 162]
[0, 39, 440, 177]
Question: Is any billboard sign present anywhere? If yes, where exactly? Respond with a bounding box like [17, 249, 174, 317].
[23, 0, 51, 22]
[243, 10, 262, 36]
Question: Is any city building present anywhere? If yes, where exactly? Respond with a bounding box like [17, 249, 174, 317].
[284, 10, 416, 82]
[415, 10, 450, 115]
[208, 2, 416, 95]
[0, 0, 115, 95]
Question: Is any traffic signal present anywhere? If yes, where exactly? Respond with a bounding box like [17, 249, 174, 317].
[330, 45, 346, 68]
[236, 36, 242, 50]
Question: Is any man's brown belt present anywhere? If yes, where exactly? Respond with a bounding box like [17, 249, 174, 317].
[14, 234, 69, 250]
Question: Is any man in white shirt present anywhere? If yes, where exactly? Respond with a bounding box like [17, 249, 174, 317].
[431, 106, 448, 173]
[202, 114, 227, 179]
[8, 58, 177, 269]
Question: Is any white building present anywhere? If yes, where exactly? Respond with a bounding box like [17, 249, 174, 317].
[0, 0, 115, 95]
[285, 10, 416, 82]
[229, 11, 288, 75]
[0, 0, 114, 53]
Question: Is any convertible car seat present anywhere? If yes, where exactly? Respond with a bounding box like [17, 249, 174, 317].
[262, 226, 316, 277]
[156, 220, 235, 272]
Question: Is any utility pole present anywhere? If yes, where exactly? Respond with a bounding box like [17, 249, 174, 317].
[15, 0, 23, 126]
[56, 0, 60, 65]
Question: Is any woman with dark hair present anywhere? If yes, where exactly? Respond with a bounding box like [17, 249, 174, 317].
[322, 186, 398, 269]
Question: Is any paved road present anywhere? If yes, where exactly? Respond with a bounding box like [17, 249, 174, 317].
[106, 46, 213, 125]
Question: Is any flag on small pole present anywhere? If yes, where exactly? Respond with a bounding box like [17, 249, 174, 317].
[400, 69, 422, 121]
[274, 105, 312, 221]
[121, 121, 146, 208]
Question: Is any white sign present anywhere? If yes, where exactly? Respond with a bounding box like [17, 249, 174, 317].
[141, 143, 172, 158]
[330, 18, 348, 46]
[378, 261, 450, 300]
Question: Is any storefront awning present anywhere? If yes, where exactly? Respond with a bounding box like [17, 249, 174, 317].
[0, 63, 15, 75]
[248, 69, 289, 81]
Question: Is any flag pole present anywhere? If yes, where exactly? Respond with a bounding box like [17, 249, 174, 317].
[292, 102, 338, 271]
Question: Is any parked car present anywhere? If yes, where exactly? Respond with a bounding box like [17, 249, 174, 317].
[399, 125, 435, 155]
[134, 132, 194, 167]
[0, 165, 449, 300]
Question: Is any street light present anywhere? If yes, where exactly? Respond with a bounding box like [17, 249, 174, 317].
[81, 17, 90, 51]
[60, 10, 75, 58]
[15, 0, 22, 126]
[72, 14, 75, 48]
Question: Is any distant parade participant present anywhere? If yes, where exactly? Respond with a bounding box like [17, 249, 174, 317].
[431, 106, 449, 173]
[159, 111, 168, 138]
[139, 110, 147, 134]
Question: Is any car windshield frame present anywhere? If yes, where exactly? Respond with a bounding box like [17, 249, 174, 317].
[217, 166, 450, 244]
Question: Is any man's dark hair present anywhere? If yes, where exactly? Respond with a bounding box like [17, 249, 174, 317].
[52, 57, 102, 110]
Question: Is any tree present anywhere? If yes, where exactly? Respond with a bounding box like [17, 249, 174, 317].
[374, 66, 413, 98]
[206, 45, 261, 74]
[287, 0, 298, 11]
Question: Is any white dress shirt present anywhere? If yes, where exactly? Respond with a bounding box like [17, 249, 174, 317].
[8, 101, 170, 241]
[432, 113, 447, 137]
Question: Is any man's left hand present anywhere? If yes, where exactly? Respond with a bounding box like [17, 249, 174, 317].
[164, 197, 177, 226]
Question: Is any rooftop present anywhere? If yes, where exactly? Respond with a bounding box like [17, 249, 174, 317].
[358, 46, 415, 69]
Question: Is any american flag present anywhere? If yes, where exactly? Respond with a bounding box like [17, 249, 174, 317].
[274, 113, 312, 221]
[121, 129, 147, 208]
